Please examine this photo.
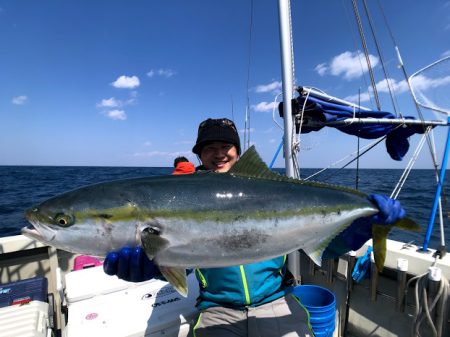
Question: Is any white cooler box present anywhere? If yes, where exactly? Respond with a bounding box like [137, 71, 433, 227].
[0, 300, 51, 337]
[63, 266, 199, 337]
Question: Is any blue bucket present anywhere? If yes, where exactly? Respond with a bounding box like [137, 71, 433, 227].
[293, 285, 336, 337]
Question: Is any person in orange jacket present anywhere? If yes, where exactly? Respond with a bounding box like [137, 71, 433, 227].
[172, 156, 195, 175]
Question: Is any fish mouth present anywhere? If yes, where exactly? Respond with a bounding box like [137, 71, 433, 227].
[21, 224, 56, 243]
[22, 208, 56, 242]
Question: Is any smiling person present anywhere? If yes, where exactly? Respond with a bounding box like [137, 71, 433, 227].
[183, 118, 313, 336]
[192, 118, 240, 172]
[103, 117, 406, 337]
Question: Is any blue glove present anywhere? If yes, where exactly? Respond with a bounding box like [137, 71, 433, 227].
[322, 194, 405, 259]
[352, 245, 373, 282]
[368, 194, 405, 224]
[103, 246, 160, 282]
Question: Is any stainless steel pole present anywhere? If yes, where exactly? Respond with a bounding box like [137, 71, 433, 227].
[277, 0, 300, 283]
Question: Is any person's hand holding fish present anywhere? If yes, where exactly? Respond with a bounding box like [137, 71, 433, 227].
[368, 194, 405, 225]
[103, 246, 160, 282]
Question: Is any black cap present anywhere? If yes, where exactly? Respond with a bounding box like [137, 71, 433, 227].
[192, 118, 241, 155]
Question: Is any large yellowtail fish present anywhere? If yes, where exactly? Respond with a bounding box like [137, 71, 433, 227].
[23, 146, 417, 296]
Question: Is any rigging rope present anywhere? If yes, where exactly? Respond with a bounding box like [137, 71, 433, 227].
[303, 135, 387, 182]
[390, 127, 431, 199]
[361, 0, 401, 117]
[291, 87, 332, 179]
[341, 0, 375, 109]
[355, 90, 361, 190]
[376, 0, 448, 254]
[429, 131, 447, 249]
[375, 0, 441, 174]
[351, 0, 381, 111]
[244, 0, 254, 152]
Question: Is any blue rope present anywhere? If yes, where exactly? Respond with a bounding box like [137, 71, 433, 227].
[269, 138, 284, 169]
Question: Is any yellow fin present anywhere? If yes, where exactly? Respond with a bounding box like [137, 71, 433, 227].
[372, 224, 390, 272]
[372, 217, 421, 272]
[393, 218, 421, 232]
[159, 266, 188, 297]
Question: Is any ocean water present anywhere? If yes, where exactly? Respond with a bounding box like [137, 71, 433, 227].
[0, 166, 449, 249]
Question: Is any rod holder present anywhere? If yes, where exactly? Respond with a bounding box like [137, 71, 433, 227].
[427, 267, 445, 337]
[347, 251, 356, 292]
[370, 252, 378, 302]
[396, 258, 408, 312]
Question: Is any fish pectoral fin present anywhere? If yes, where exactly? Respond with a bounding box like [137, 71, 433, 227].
[140, 225, 169, 259]
[159, 266, 188, 297]
[302, 247, 323, 267]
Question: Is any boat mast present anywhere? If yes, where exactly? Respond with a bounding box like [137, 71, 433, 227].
[277, 0, 300, 282]
[277, 0, 295, 178]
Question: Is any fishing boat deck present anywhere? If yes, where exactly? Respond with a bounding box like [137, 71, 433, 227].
[1, 234, 449, 337]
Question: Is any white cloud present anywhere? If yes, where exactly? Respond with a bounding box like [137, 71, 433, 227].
[376, 78, 409, 94]
[147, 68, 176, 78]
[316, 51, 379, 80]
[344, 77, 410, 104]
[12, 95, 28, 105]
[410, 74, 450, 91]
[97, 97, 121, 108]
[111, 75, 140, 89]
[408, 74, 450, 111]
[255, 81, 282, 93]
[105, 109, 127, 120]
[343, 92, 371, 104]
[97, 91, 138, 109]
[315, 63, 328, 76]
[251, 101, 278, 112]
[441, 50, 450, 58]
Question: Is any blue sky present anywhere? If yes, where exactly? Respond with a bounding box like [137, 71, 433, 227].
[1, 0, 449, 169]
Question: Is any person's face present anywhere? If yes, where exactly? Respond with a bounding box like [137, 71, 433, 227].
[200, 142, 238, 173]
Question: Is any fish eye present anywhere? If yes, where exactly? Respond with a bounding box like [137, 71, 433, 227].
[54, 213, 74, 227]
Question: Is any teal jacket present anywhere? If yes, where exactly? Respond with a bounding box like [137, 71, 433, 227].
[194, 255, 289, 310]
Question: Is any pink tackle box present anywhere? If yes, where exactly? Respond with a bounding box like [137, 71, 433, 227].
[73, 255, 103, 271]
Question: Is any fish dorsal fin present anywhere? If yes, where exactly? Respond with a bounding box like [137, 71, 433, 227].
[230, 146, 368, 198]
[229, 145, 284, 181]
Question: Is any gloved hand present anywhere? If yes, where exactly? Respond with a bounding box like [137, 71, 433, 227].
[322, 194, 405, 259]
[368, 194, 405, 224]
[103, 246, 160, 282]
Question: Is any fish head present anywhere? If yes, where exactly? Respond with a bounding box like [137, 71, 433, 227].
[23, 198, 85, 254]
[24, 205, 69, 243]
[22, 188, 142, 257]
